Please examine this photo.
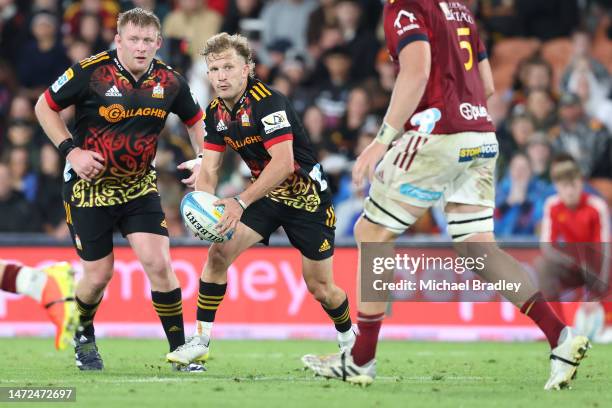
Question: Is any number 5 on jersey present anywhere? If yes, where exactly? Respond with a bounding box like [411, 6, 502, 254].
[457, 27, 473, 71]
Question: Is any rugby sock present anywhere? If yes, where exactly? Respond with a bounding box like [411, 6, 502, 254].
[521, 292, 565, 348]
[196, 281, 227, 336]
[1, 263, 22, 293]
[323, 296, 352, 334]
[351, 312, 384, 366]
[75, 296, 102, 337]
[151, 288, 185, 351]
[1, 263, 47, 301]
[549, 302, 566, 324]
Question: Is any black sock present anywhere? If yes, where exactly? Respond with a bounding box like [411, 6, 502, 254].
[151, 288, 185, 352]
[75, 296, 102, 337]
[197, 281, 227, 323]
[323, 296, 352, 333]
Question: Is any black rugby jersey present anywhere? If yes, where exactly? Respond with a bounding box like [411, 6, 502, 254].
[203, 78, 331, 212]
[44, 49, 203, 207]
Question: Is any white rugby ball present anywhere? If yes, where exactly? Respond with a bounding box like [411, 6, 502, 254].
[180, 191, 233, 242]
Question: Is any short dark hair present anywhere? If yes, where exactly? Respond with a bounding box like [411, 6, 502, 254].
[117, 8, 161, 36]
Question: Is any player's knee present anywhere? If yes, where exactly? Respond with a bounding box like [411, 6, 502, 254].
[307, 281, 331, 304]
[206, 246, 231, 274]
[446, 209, 494, 243]
[84, 270, 113, 293]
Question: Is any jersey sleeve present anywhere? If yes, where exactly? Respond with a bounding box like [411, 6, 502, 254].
[477, 37, 488, 62]
[170, 72, 203, 126]
[43, 62, 90, 111]
[202, 106, 226, 152]
[255, 92, 295, 150]
[385, 0, 429, 57]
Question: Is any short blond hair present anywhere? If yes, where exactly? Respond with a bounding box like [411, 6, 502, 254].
[202, 32, 254, 76]
[117, 8, 161, 35]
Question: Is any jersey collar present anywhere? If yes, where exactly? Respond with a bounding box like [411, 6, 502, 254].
[111, 49, 156, 87]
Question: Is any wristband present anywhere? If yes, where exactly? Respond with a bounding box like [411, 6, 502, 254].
[233, 195, 247, 210]
[375, 122, 400, 145]
[58, 138, 76, 158]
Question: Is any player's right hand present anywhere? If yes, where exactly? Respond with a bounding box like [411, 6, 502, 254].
[67, 148, 105, 182]
[352, 141, 388, 188]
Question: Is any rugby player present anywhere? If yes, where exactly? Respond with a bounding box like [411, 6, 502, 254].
[0, 260, 76, 350]
[302, 0, 591, 390]
[35, 8, 205, 371]
[166, 33, 355, 366]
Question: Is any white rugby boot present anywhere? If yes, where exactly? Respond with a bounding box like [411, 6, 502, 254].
[544, 327, 591, 390]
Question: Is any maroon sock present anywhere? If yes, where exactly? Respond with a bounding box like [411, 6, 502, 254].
[351, 311, 384, 366]
[521, 293, 566, 348]
[1, 263, 22, 293]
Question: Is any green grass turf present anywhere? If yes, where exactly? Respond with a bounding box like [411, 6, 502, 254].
[0, 339, 609, 408]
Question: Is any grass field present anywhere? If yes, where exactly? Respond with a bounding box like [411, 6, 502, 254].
[0, 338, 610, 408]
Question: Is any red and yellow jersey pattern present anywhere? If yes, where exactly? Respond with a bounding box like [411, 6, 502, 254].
[44, 50, 203, 207]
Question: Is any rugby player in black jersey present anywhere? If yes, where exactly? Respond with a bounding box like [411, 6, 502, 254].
[166, 33, 355, 367]
[34, 8, 205, 371]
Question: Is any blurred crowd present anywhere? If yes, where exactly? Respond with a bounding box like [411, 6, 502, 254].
[0, 0, 611, 241]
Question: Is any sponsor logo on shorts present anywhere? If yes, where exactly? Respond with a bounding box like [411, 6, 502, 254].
[399, 183, 443, 202]
[459, 103, 491, 121]
[458, 144, 498, 162]
[160, 219, 167, 229]
[261, 110, 291, 134]
[98, 104, 167, 123]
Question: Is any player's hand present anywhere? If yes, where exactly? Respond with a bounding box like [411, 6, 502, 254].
[214, 197, 243, 236]
[177, 157, 202, 188]
[67, 147, 105, 182]
[352, 140, 388, 188]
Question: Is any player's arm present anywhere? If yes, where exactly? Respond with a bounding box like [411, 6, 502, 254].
[214, 140, 294, 235]
[479, 58, 495, 99]
[195, 149, 223, 194]
[353, 41, 431, 185]
[34, 67, 104, 182]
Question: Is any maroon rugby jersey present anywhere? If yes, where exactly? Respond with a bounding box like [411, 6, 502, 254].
[383, 0, 495, 134]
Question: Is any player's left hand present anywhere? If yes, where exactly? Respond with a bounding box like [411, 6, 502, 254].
[352, 140, 388, 187]
[214, 198, 243, 235]
[177, 157, 202, 188]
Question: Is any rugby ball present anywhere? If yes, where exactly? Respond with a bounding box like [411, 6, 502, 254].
[180, 191, 233, 242]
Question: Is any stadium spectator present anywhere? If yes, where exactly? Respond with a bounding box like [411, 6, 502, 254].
[525, 89, 557, 132]
[526, 132, 553, 181]
[314, 45, 353, 129]
[6, 146, 36, 199]
[163, 0, 222, 63]
[63, 0, 120, 45]
[566, 58, 612, 131]
[550, 92, 611, 178]
[561, 30, 611, 93]
[494, 153, 551, 236]
[259, 0, 317, 66]
[0, 163, 42, 232]
[34, 143, 68, 238]
[77, 12, 109, 53]
[66, 38, 94, 64]
[306, 0, 338, 51]
[327, 86, 373, 157]
[334, 0, 379, 81]
[0, 0, 30, 62]
[220, 0, 263, 36]
[497, 111, 536, 176]
[123, 0, 171, 24]
[17, 12, 70, 101]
